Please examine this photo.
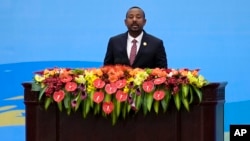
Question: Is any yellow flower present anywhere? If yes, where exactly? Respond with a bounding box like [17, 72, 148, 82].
[127, 77, 134, 84]
[123, 86, 130, 93]
[84, 70, 98, 93]
[196, 75, 208, 88]
[187, 72, 208, 88]
[132, 70, 149, 86]
[86, 85, 96, 94]
[75, 75, 86, 84]
[34, 74, 45, 82]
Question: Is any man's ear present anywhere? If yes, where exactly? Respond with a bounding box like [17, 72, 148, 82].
[124, 19, 127, 25]
[143, 19, 147, 25]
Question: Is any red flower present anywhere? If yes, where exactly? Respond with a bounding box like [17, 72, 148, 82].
[153, 90, 165, 101]
[105, 83, 117, 94]
[53, 90, 65, 102]
[93, 91, 104, 104]
[65, 82, 77, 92]
[102, 102, 114, 114]
[93, 78, 105, 88]
[60, 75, 73, 83]
[115, 90, 128, 102]
[142, 81, 154, 93]
[153, 77, 166, 85]
[115, 79, 127, 89]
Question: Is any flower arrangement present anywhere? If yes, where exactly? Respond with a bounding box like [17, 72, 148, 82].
[32, 65, 208, 125]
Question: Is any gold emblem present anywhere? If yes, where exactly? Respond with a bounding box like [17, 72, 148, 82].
[143, 42, 147, 46]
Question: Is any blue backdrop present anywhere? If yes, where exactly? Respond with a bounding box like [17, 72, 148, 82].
[1, 0, 250, 141]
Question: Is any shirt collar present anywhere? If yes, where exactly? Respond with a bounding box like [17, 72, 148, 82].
[127, 31, 144, 43]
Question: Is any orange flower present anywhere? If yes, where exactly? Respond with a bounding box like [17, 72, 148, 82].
[179, 68, 189, 76]
[60, 74, 73, 83]
[44, 68, 59, 76]
[151, 68, 167, 77]
[191, 69, 200, 76]
[101, 65, 131, 82]
[92, 68, 103, 77]
[65, 82, 77, 92]
[129, 68, 143, 76]
[171, 69, 179, 76]
[108, 74, 119, 83]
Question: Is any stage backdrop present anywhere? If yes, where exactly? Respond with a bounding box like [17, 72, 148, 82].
[0, 0, 250, 141]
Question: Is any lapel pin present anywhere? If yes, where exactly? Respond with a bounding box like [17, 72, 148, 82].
[143, 42, 147, 46]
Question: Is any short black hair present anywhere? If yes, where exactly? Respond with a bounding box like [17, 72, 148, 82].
[126, 6, 145, 18]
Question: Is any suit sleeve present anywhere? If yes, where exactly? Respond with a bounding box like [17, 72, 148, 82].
[156, 40, 168, 68]
[103, 38, 114, 66]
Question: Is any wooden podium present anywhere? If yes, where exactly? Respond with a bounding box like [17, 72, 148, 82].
[23, 82, 226, 141]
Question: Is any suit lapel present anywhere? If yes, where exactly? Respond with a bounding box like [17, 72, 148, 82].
[120, 33, 130, 63]
[134, 33, 148, 63]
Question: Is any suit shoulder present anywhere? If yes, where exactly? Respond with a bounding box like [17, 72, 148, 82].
[145, 33, 163, 42]
[109, 33, 127, 40]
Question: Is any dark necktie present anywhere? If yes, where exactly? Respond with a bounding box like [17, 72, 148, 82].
[129, 39, 137, 65]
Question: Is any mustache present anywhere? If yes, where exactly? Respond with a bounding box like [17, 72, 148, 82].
[131, 22, 139, 26]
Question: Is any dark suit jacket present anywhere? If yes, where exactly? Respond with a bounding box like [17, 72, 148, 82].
[103, 31, 168, 68]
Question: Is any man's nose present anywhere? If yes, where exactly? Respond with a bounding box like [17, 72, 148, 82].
[132, 17, 137, 21]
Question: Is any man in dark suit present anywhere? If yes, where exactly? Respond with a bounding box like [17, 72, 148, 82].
[103, 6, 168, 69]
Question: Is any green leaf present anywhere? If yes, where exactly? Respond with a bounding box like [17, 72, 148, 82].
[161, 99, 167, 113]
[154, 101, 160, 114]
[122, 102, 127, 119]
[83, 97, 91, 118]
[82, 101, 87, 118]
[71, 69, 84, 75]
[173, 92, 181, 110]
[182, 97, 189, 111]
[161, 90, 171, 113]
[89, 92, 94, 108]
[182, 84, 189, 97]
[135, 95, 142, 110]
[104, 94, 111, 102]
[192, 85, 203, 103]
[127, 102, 131, 113]
[44, 97, 52, 110]
[112, 111, 117, 126]
[142, 94, 148, 116]
[94, 104, 101, 115]
[31, 82, 41, 91]
[63, 92, 72, 115]
[146, 93, 154, 112]
[63, 92, 70, 109]
[67, 106, 71, 115]
[74, 93, 82, 111]
[82, 94, 92, 118]
[116, 100, 121, 117]
[189, 87, 194, 104]
[38, 86, 47, 101]
[57, 102, 62, 112]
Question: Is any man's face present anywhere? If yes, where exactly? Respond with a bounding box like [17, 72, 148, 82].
[125, 8, 146, 32]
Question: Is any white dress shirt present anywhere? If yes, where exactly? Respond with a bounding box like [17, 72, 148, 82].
[127, 32, 144, 58]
